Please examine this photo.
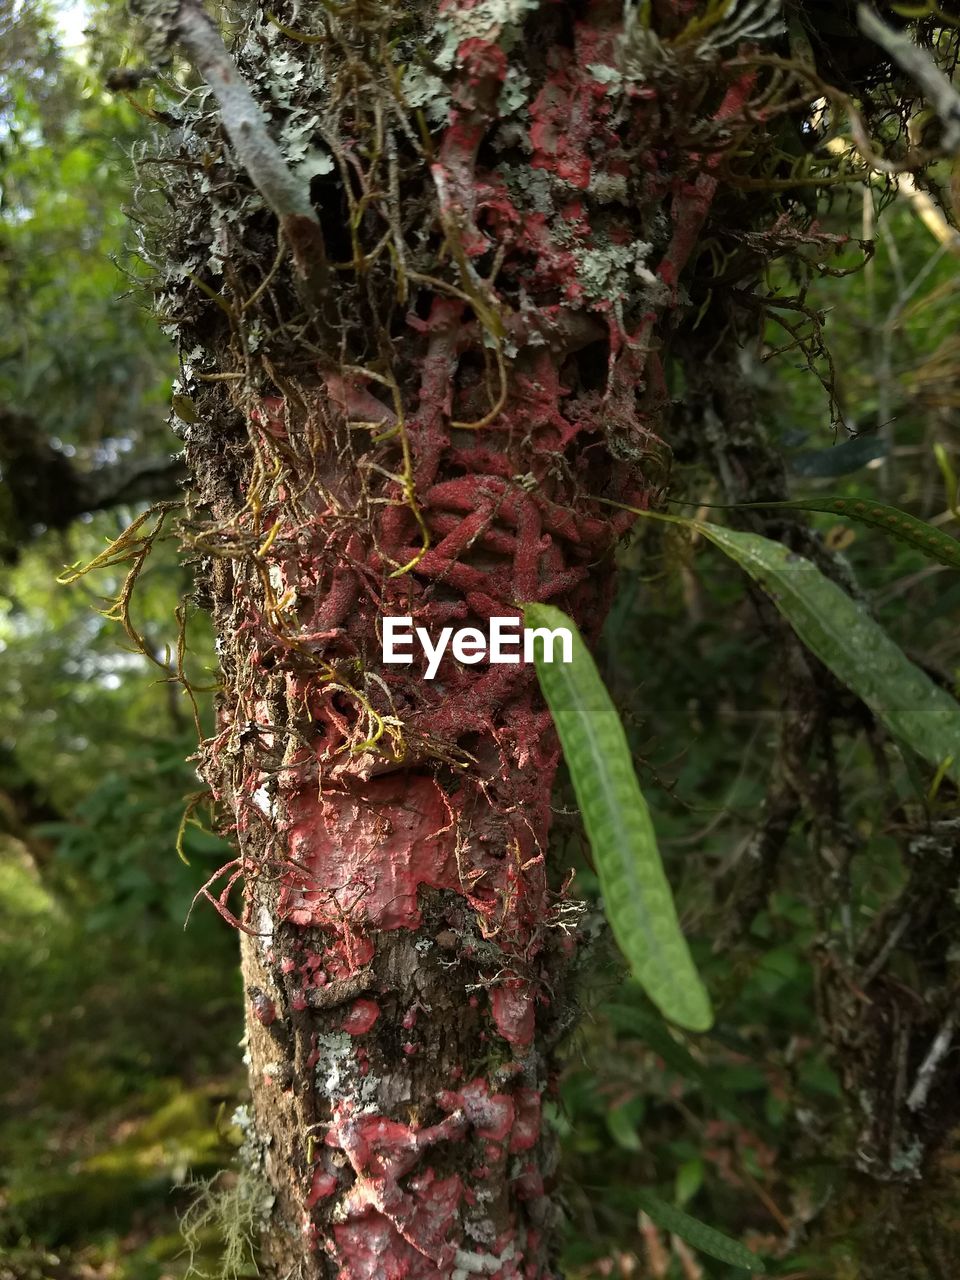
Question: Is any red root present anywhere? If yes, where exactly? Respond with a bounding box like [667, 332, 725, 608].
[326, 1105, 468, 1271]
[324, 1079, 546, 1277]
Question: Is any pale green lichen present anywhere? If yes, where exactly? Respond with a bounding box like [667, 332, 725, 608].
[586, 63, 622, 89]
[264, 47, 307, 97]
[280, 109, 332, 168]
[587, 171, 628, 203]
[180, 1166, 274, 1280]
[574, 239, 656, 303]
[296, 147, 335, 181]
[401, 64, 451, 126]
[403, 0, 536, 128]
[434, 0, 540, 64]
[316, 1030, 381, 1109]
[888, 1137, 925, 1177]
[497, 66, 531, 116]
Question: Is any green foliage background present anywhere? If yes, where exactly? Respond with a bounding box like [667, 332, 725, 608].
[2, 4, 959, 1279]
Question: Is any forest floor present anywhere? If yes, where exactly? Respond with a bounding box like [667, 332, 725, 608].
[0, 840, 247, 1280]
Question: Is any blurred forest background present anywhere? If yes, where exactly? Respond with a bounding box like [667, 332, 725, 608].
[2, 1, 960, 1277]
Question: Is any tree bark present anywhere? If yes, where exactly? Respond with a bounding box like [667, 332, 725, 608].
[131, 0, 795, 1273]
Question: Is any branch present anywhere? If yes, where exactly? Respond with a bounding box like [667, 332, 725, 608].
[85, 452, 188, 511]
[133, 0, 331, 310]
[858, 4, 960, 154]
[0, 408, 185, 560]
[906, 1006, 958, 1111]
[174, 0, 316, 223]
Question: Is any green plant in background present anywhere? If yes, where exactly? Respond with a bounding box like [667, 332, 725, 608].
[2, 0, 960, 1276]
[699, 494, 960, 569]
[528, 492, 960, 1273]
[695, 519, 960, 783]
[528, 502, 960, 1017]
[0, 10, 240, 1273]
[635, 1192, 766, 1273]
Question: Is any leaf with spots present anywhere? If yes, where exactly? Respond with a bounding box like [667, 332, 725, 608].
[735, 497, 960, 570]
[695, 523, 960, 784]
[635, 1191, 766, 1272]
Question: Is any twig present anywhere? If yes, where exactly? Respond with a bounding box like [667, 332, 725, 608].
[859, 912, 911, 986]
[858, 5, 960, 154]
[138, 0, 333, 316]
[906, 1005, 958, 1111]
[173, 0, 315, 221]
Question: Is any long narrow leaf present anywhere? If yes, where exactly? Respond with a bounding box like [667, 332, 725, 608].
[696, 523, 960, 784]
[934, 444, 959, 518]
[635, 1190, 766, 1272]
[524, 603, 713, 1032]
[735, 497, 960, 570]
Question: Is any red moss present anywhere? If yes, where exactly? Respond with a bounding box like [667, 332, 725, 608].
[437, 1078, 543, 1160]
[306, 1033, 320, 1072]
[513, 1165, 545, 1201]
[529, 17, 620, 188]
[509, 1089, 542, 1153]
[249, 990, 277, 1026]
[280, 774, 458, 933]
[439, 1078, 515, 1141]
[332, 1213, 448, 1280]
[432, 37, 508, 257]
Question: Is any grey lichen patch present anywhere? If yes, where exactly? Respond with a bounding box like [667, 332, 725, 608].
[434, 0, 540, 63]
[886, 1136, 925, 1179]
[278, 106, 331, 167]
[501, 165, 553, 215]
[401, 64, 451, 127]
[586, 62, 622, 90]
[401, 0, 535, 128]
[453, 1242, 517, 1280]
[145, 0, 317, 223]
[464, 1214, 497, 1245]
[587, 170, 628, 204]
[315, 1031, 380, 1110]
[295, 147, 335, 182]
[264, 46, 308, 99]
[573, 238, 658, 304]
[497, 66, 531, 116]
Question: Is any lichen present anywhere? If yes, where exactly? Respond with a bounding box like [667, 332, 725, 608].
[180, 1167, 274, 1280]
[315, 1030, 380, 1110]
[573, 239, 656, 303]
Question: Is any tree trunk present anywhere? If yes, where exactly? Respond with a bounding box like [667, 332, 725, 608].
[135, 0, 785, 1273]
